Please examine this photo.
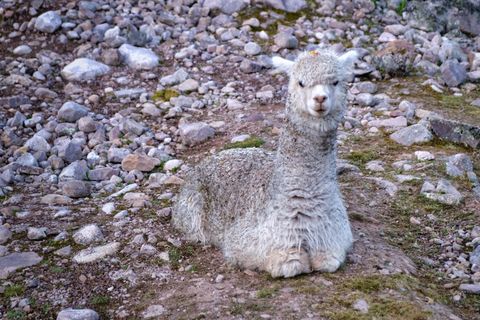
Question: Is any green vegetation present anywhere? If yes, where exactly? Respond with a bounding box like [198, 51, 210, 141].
[91, 295, 110, 306]
[6, 310, 26, 320]
[168, 244, 196, 269]
[256, 286, 277, 298]
[152, 89, 179, 102]
[224, 136, 265, 150]
[396, 0, 408, 15]
[345, 150, 377, 168]
[4, 284, 25, 298]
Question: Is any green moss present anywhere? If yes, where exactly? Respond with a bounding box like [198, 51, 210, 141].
[168, 244, 196, 269]
[91, 295, 110, 306]
[152, 89, 179, 102]
[4, 284, 25, 298]
[224, 137, 265, 150]
[345, 150, 377, 168]
[369, 299, 430, 319]
[6, 310, 26, 320]
[256, 286, 277, 298]
[396, 0, 408, 15]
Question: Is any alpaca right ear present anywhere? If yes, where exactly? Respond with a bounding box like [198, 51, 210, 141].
[272, 56, 294, 74]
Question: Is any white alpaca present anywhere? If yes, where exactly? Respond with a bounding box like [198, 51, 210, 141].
[172, 49, 358, 278]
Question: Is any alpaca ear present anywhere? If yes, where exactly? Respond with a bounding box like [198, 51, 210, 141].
[338, 50, 358, 69]
[272, 56, 294, 74]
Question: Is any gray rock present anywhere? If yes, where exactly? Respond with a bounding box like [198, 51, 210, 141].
[179, 122, 215, 146]
[274, 32, 298, 49]
[160, 68, 188, 86]
[108, 147, 131, 163]
[430, 118, 480, 149]
[470, 245, 480, 269]
[35, 11, 62, 33]
[0, 226, 12, 245]
[78, 117, 98, 133]
[178, 79, 199, 93]
[121, 154, 160, 172]
[352, 299, 369, 314]
[25, 135, 51, 153]
[73, 242, 120, 263]
[244, 42, 262, 56]
[64, 141, 83, 163]
[356, 93, 377, 107]
[142, 305, 166, 318]
[119, 44, 159, 70]
[59, 161, 89, 181]
[446, 154, 473, 177]
[40, 194, 73, 205]
[119, 118, 146, 136]
[355, 82, 378, 94]
[27, 227, 47, 240]
[369, 116, 407, 128]
[57, 308, 99, 320]
[73, 224, 104, 245]
[390, 124, 433, 146]
[459, 283, 480, 294]
[58, 101, 89, 122]
[240, 59, 262, 73]
[13, 45, 32, 56]
[421, 179, 463, 205]
[61, 58, 110, 82]
[88, 168, 117, 181]
[16, 153, 38, 167]
[202, 0, 247, 14]
[101, 48, 121, 66]
[265, 0, 307, 12]
[441, 60, 467, 87]
[0, 252, 42, 279]
[62, 180, 91, 198]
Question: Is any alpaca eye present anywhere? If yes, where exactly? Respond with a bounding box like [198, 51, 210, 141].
[298, 81, 304, 88]
[333, 80, 339, 86]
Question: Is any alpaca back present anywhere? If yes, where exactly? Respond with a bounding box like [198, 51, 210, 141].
[172, 148, 274, 246]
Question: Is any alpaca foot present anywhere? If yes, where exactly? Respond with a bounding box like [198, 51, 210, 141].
[310, 253, 343, 273]
[266, 248, 311, 278]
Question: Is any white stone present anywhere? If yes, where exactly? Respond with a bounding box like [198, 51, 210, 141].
[61, 58, 110, 82]
[119, 44, 159, 70]
[73, 242, 120, 264]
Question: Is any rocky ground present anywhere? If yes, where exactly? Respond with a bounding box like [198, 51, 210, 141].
[0, 0, 480, 319]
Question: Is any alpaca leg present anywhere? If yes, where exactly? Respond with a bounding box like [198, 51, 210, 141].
[310, 251, 344, 273]
[265, 248, 311, 278]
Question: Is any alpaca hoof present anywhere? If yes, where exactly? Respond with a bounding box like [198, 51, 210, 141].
[310, 253, 342, 273]
[266, 248, 311, 278]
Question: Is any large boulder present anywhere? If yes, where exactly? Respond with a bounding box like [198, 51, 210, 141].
[390, 124, 433, 146]
[61, 58, 110, 82]
[430, 118, 480, 149]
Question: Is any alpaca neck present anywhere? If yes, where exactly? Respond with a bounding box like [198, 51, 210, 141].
[268, 110, 338, 205]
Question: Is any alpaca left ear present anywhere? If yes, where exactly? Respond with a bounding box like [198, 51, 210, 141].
[338, 50, 358, 69]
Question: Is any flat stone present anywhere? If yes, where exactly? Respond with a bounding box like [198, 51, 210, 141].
[62, 180, 91, 198]
[430, 118, 480, 149]
[244, 42, 262, 56]
[61, 58, 110, 82]
[73, 242, 120, 264]
[59, 161, 89, 181]
[390, 124, 433, 146]
[73, 224, 104, 245]
[40, 194, 73, 205]
[27, 227, 47, 240]
[421, 179, 463, 205]
[441, 60, 467, 87]
[459, 284, 480, 294]
[57, 308, 99, 320]
[108, 147, 131, 163]
[0, 252, 42, 279]
[178, 79, 199, 93]
[119, 44, 159, 70]
[13, 45, 32, 56]
[58, 101, 89, 122]
[121, 154, 160, 172]
[369, 116, 407, 128]
[274, 32, 298, 49]
[0, 226, 12, 245]
[25, 135, 51, 153]
[265, 0, 307, 12]
[414, 151, 435, 161]
[160, 68, 188, 86]
[142, 305, 166, 319]
[179, 122, 215, 146]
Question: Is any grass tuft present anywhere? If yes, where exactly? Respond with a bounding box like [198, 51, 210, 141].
[224, 137, 265, 150]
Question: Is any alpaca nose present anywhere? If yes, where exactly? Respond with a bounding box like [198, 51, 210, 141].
[313, 95, 327, 111]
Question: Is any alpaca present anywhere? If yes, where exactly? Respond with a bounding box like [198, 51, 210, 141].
[172, 49, 358, 278]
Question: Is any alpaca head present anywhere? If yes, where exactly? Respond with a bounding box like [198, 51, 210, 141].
[272, 50, 358, 131]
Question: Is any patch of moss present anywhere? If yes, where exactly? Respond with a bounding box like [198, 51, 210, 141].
[168, 244, 196, 269]
[345, 150, 377, 168]
[152, 89, 179, 102]
[91, 295, 110, 306]
[224, 137, 265, 150]
[256, 286, 277, 298]
[6, 310, 26, 320]
[4, 284, 25, 298]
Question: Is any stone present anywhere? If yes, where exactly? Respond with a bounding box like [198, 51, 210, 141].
[27, 227, 47, 240]
[430, 118, 480, 149]
[108, 148, 131, 163]
[470, 246, 480, 269]
[164, 159, 183, 171]
[73, 242, 120, 264]
[355, 82, 378, 94]
[102, 202, 115, 215]
[441, 60, 467, 87]
[73, 225, 104, 245]
[227, 98, 244, 110]
[119, 118, 145, 136]
[160, 68, 188, 86]
[352, 299, 369, 314]
[202, 0, 247, 14]
[179, 122, 215, 146]
[25, 135, 51, 153]
[240, 59, 262, 73]
[61, 58, 110, 82]
[265, 0, 307, 12]
[35, 11, 62, 33]
[459, 284, 480, 294]
[63, 141, 83, 163]
[142, 305, 166, 318]
[0, 226, 12, 245]
[390, 124, 433, 146]
[101, 48, 121, 66]
[88, 168, 117, 181]
[421, 179, 463, 205]
[274, 32, 298, 49]
[58, 101, 88, 122]
[369, 116, 407, 128]
[366, 160, 385, 172]
[119, 44, 159, 70]
[78, 117, 97, 133]
[244, 42, 262, 56]
[0, 252, 42, 279]
[57, 308, 99, 320]
[62, 180, 91, 198]
[178, 79, 199, 93]
[59, 161, 89, 181]
[121, 154, 160, 172]
[414, 151, 435, 161]
[356, 93, 377, 107]
[446, 154, 474, 177]
[40, 194, 73, 205]
[13, 45, 32, 56]
[16, 153, 38, 167]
